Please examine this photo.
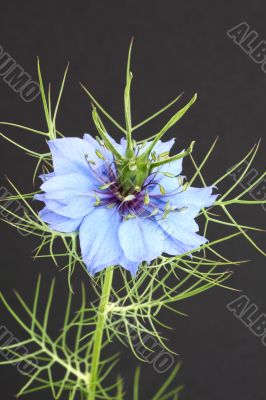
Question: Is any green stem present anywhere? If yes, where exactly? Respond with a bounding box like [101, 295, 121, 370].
[88, 267, 114, 400]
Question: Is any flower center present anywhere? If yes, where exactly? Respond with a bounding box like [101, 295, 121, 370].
[90, 160, 157, 218]
[99, 180, 145, 216]
[115, 155, 151, 196]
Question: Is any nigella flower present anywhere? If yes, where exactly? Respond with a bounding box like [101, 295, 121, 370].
[35, 132, 217, 275]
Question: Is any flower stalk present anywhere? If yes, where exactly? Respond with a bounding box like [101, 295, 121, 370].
[88, 266, 114, 400]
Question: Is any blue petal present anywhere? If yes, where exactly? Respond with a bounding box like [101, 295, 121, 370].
[146, 154, 184, 199]
[162, 236, 201, 255]
[155, 153, 184, 178]
[48, 138, 105, 176]
[118, 217, 163, 262]
[169, 186, 218, 208]
[120, 138, 127, 155]
[39, 172, 55, 182]
[157, 209, 207, 255]
[40, 173, 95, 200]
[158, 209, 203, 242]
[38, 173, 96, 218]
[79, 206, 122, 275]
[39, 207, 83, 232]
[148, 174, 182, 197]
[150, 185, 217, 211]
[84, 133, 125, 158]
[116, 253, 140, 276]
[93, 253, 139, 276]
[138, 138, 175, 157]
[42, 197, 95, 219]
[154, 138, 175, 154]
[34, 193, 45, 201]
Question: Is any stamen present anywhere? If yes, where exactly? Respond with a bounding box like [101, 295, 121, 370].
[93, 194, 101, 206]
[182, 182, 189, 191]
[144, 191, 150, 205]
[151, 151, 157, 161]
[163, 172, 176, 178]
[107, 203, 116, 209]
[162, 200, 171, 219]
[159, 151, 169, 159]
[124, 213, 137, 220]
[99, 182, 115, 190]
[85, 154, 96, 165]
[123, 194, 136, 202]
[178, 176, 184, 186]
[159, 184, 166, 195]
[144, 207, 159, 218]
[85, 156, 108, 184]
[95, 149, 106, 160]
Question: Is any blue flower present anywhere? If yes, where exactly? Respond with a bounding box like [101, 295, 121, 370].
[35, 133, 217, 275]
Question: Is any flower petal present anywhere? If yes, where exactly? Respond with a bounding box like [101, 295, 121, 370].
[117, 253, 140, 276]
[169, 186, 218, 208]
[40, 173, 95, 200]
[150, 185, 217, 211]
[148, 174, 182, 198]
[155, 154, 184, 177]
[84, 132, 125, 158]
[79, 206, 122, 274]
[138, 138, 175, 157]
[37, 173, 97, 218]
[39, 207, 83, 232]
[48, 138, 104, 176]
[157, 208, 207, 255]
[119, 217, 163, 262]
[43, 197, 95, 219]
[93, 253, 139, 276]
[39, 172, 55, 182]
[162, 236, 202, 255]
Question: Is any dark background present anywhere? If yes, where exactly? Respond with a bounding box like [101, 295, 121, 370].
[0, 1, 265, 399]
